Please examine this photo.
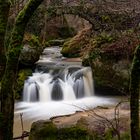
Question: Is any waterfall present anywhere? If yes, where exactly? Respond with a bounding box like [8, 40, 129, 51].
[15, 47, 120, 124]
[23, 67, 94, 102]
[22, 46, 94, 102]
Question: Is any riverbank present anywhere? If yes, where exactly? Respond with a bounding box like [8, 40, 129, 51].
[14, 99, 131, 139]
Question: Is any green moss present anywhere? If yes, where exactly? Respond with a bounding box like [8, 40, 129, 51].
[23, 33, 41, 48]
[58, 126, 92, 140]
[29, 121, 57, 140]
[119, 132, 130, 140]
[61, 28, 91, 57]
[61, 40, 81, 57]
[29, 121, 93, 140]
[45, 39, 65, 47]
[29, 35, 41, 48]
[104, 129, 114, 140]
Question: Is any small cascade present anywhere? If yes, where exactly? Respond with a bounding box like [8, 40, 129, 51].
[22, 46, 94, 103]
[23, 67, 94, 102]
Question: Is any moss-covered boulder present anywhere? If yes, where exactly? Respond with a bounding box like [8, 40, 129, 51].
[29, 120, 93, 140]
[29, 120, 57, 140]
[45, 39, 65, 47]
[82, 31, 139, 94]
[19, 33, 43, 67]
[61, 28, 92, 58]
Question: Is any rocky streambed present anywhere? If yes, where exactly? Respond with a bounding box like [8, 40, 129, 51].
[14, 100, 131, 140]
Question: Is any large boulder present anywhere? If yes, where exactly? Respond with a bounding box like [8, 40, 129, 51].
[82, 31, 139, 94]
[29, 120, 93, 140]
[61, 28, 92, 58]
[19, 34, 43, 67]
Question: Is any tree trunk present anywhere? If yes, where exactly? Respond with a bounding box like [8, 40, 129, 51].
[130, 45, 140, 140]
[0, 0, 43, 139]
[0, 0, 10, 81]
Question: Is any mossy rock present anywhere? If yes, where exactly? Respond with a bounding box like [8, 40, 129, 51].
[82, 31, 140, 94]
[61, 28, 92, 58]
[57, 126, 92, 140]
[29, 120, 93, 140]
[91, 56, 130, 94]
[29, 120, 57, 140]
[45, 39, 65, 47]
[19, 33, 43, 66]
[15, 69, 32, 99]
[61, 41, 81, 57]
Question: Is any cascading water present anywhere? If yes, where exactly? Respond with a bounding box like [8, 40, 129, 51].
[15, 46, 119, 122]
[23, 66, 94, 102]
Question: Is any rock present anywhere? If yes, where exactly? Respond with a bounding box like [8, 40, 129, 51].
[29, 120, 57, 140]
[29, 120, 93, 140]
[19, 44, 42, 67]
[82, 31, 139, 94]
[61, 28, 92, 58]
[19, 34, 43, 67]
[45, 39, 65, 47]
[93, 59, 130, 94]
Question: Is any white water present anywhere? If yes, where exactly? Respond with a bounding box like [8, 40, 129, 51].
[23, 66, 94, 102]
[15, 46, 120, 121]
[15, 96, 119, 121]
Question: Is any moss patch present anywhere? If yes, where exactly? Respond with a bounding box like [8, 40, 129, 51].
[61, 28, 92, 58]
[45, 39, 65, 47]
[29, 120, 57, 140]
[23, 33, 41, 48]
[29, 120, 93, 140]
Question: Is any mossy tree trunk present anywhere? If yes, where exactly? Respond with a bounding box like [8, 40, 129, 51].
[130, 45, 140, 140]
[0, 0, 10, 81]
[0, 0, 43, 139]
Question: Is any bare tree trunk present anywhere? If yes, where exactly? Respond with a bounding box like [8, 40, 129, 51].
[0, 0, 10, 81]
[0, 0, 43, 139]
[130, 45, 140, 140]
